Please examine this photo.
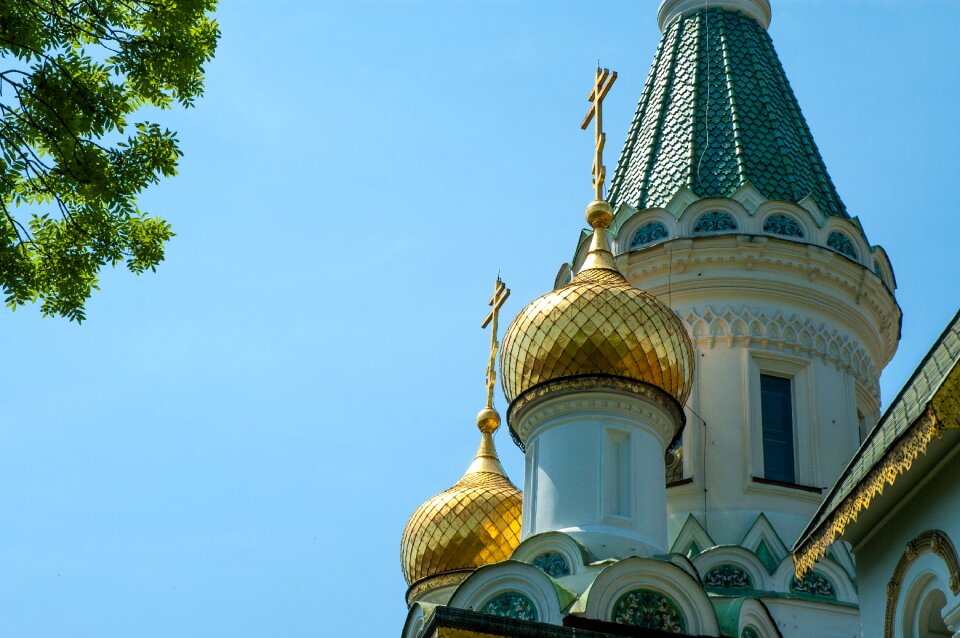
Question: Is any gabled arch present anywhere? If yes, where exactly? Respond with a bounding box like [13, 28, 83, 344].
[670, 513, 716, 559]
[617, 209, 676, 254]
[449, 560, 569, 625]
[772, 556, 857, 604]
[693, 545, 771, 592]
[511, 531, 593, 578]
[755, 201, 815, 239]
[578, 556, 720, 635]
[679, 198, 751, 236]
[820, 217, 869, 266]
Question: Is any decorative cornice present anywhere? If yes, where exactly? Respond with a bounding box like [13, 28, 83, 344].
[883, 530, 960, 637]
[683, 306, 880, 399]
[610, 233, 901, 369]
[658, 0, 771, 31]
[793, 409, 959, 580]
[406, 571, 472, 607]
[507, 375, 684, 451]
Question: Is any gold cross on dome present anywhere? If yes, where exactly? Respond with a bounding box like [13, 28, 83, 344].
[580, 67, 618, 201]
[481, 276, 510, 409]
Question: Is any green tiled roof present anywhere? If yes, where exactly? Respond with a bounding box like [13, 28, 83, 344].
[609, 8, 848, 218]
[795, 310, 960, 553]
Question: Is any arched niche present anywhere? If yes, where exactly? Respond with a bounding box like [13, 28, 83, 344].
[511, 531, 593, 578]
[448, 560, 566, 625]
[886, 531, 960, 638]
[773, 556, 857, 604]
[580, 556, 720, 635]
[678, 198, 751, 236]
[693, 545, 771, 592]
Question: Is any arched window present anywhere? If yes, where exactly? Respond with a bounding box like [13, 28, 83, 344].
[763, 214, 804, 238]
[693, 211, 738, 234]
[827, 231, 858, 260]
[630, 221, 669, 249]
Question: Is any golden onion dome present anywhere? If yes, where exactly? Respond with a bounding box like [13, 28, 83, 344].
[400, 407, 522, 605]
[499, 200, 695, 411]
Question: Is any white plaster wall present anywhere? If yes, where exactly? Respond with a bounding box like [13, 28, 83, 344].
[856, 450, 960, 638]
[666, 323, 865, 547]
[518, 389, 677, 560]
[616, 235, 895, 549]
[763, 598, 860, 638]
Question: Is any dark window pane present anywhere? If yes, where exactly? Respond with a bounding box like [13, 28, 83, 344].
[760, 374, 795, 483]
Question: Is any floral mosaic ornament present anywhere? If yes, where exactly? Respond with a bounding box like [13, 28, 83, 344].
[827, 231, 858, 260]
[480, 591, 538, 621]
[763, 214, 804, 238]
[693, 211, 738, 234]
[630, 221, 669, 249]
[790, 570, 837, 599]
[703, 564, 753, 590]
[741, 627, 761, 638]
[532, 551, 571, 578]
[612, 589, 686, 633]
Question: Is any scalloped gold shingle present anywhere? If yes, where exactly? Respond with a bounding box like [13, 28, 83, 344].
[500, 268, 694, 407]
[400, 470, 521, 587]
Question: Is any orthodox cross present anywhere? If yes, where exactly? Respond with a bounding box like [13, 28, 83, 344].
[480, 276, 510, 409]
[580, 67, 618, 200]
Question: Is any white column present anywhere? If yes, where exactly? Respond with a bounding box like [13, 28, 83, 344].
[515, 386, 680, 560]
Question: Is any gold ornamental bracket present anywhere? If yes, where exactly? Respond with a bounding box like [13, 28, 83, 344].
[481, 276, 510, 412]
[581, 67, 618, 201]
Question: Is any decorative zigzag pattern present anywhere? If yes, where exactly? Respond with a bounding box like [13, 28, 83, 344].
[683, 306, 878, 392]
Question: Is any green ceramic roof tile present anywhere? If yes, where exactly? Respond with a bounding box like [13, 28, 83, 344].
[609, 8, 849, 218]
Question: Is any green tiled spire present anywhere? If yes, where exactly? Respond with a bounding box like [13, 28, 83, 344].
[608, 8, 848, 218]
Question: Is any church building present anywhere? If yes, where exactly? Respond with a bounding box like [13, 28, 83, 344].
[398, 1, 960, 636]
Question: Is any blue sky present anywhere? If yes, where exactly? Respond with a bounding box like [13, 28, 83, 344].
[2, 1, 958, 636]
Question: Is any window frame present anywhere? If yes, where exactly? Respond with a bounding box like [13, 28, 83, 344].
[745, 351, 815, 489]
[759, 373, 796, 484]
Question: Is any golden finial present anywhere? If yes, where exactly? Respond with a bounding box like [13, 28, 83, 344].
[467, 275, 511, 474]
[579, 67, 618, 272]
[480, 275, 510, 412]
[581, 66, 618, 202]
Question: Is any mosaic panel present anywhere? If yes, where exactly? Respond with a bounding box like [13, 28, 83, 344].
[693, 211, 738, 234]
[790, 570, 837, 599]
[827, 231, 858, 260]
[763, 214, 804, 238]
[612, 589, 686, 634]
[630, 221, 670, 249]
[480, 591, 538, 622]
[532, 551, 570, 578]
[703, 564, 752, 590]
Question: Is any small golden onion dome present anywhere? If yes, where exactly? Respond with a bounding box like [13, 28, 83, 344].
[499, 200, 694, 409]
[400, 409, 522, 603]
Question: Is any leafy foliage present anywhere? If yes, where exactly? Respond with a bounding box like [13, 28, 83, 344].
[0, 0, 219, 321]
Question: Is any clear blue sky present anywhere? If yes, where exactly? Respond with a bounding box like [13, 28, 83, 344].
[2, 1, 957, 636]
